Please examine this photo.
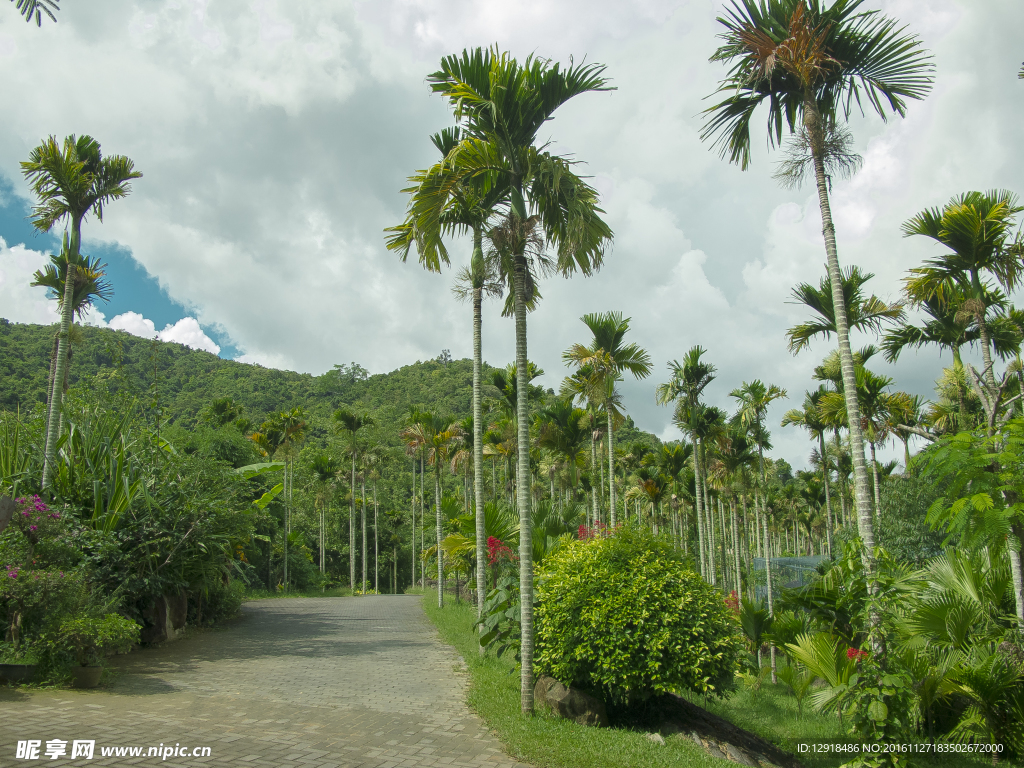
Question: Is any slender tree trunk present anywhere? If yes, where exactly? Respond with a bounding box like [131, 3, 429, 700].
[763, 509, 777, 684]
[472, 279, 488, 620]
[694, 437, 707, 580]
[411, 458, 416, 592]
[361, 477, 368, 592]
[511, 252, 535, 714]
[374, 482, 379, 593]
[284, 458, 290, 592]
[436, 468, 444, 608]
[1009, 521, 1024, 634]
[806, 96, 876, 581]
[606, 407, 617, 528]
[420, 454, 425, 588]
[350, 453, 357, 591]
[870, 442, 881, 526]
[590, 436, 599, 528]
[41, 245, 78, 491]
[820, 434, 834, 558]
[732, 500, 741, 598]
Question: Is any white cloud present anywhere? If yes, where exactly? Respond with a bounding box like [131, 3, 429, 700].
[0, 236, 58, 325]
[106, 311, 221, 354]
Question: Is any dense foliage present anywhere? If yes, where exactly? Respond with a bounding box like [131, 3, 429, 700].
[534, 527, 743, 704]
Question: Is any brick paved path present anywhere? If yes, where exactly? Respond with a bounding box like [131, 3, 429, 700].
[0, 596, 524, 768]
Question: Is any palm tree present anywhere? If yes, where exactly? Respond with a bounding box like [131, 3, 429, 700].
[251, 408, 306, 591]
[786, 265, 904, 353]
[903, 190, 1024, 436]
[535, 398, 589, 503]
[703, 0, 933, 588]
[31, 234, 113, 431]
[422, 48, 615, 712]
[387, 126, 504, 617]
[563, 312, 652, 527]
[334, 408, 374, 592]
[781, 387, 835, 556]
[22, 135, 142, 490]
[309, 453, 340, 574]
[400, 411, 462, 608]
[11, 0, 59, 26]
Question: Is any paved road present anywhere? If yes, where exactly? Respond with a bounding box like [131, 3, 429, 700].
[0, 596, 524, 768]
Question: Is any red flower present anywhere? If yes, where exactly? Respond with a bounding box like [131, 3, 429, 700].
[724, 590, 740, 615]
[486, 536, 514, 565]
[846, 647, 868, 661]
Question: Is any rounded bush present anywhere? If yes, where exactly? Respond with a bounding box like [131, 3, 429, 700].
[535, 527, 743, 704]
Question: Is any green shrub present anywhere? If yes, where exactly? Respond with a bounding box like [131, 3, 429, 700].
[189, 579, 245, 625]
[534, 527, 743, 704]
[58, 613, 140, 666]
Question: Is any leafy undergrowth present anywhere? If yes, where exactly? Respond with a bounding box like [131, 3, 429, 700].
[685, 676, 996, 768]
[422, 590, 720, 768]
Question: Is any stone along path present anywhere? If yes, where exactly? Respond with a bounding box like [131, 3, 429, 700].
[0, 596, 525, 768]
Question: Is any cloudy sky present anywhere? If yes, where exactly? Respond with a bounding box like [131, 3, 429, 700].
[0, 0, 1021, 468]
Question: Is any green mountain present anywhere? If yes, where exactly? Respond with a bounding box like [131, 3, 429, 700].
[0, 318, 493, 425]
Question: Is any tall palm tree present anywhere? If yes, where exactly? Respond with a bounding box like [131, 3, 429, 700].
[334, 408, 374, 592]
[781, 387, 835, 555]
[563, 312, 652, 527]
[22, 135, 142, 490]
[903, 190, 1024, 436]
[657, 347, 717, 578]
[31, 234, 113, 430]
[387, 126, 505, 617]
[703, 0, 933, 586]
[400, 411, 462, 608]
[309, 453, 340, 574]
[422, 48, 615, 713]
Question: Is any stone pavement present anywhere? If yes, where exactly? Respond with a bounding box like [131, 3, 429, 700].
[0, 596, 525, 768]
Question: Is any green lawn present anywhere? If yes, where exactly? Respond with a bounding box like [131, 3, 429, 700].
[421, 591, 1004, 768]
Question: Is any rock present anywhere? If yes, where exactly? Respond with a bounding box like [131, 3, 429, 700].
[706, 741, 728, 761]
[166, 592, 188, 631]
[645, 733, 666, 746]
[725, 743, 759, 766]
[533, 676, 609, 727]
[0, 495, 14, 534]
[690, 731, 703, 746]
[141, 595, 184, 644]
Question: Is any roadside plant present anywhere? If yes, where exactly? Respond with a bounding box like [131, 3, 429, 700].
[57, 613, 140, 667]
[534, 527, 743, 704]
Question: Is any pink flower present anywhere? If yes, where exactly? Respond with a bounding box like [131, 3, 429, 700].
[29, 525, 37, 531]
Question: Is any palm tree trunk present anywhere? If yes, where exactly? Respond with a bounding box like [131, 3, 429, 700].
[361, 477, 368, 592]
[590, 436, 599, 529]
[694, 437, 707, 580]
[732, 500, 741, 598]
[513, 251, 535, 714]
[870, 442, 881, 525]
[374, 481, 379, 593]
[420, 453, 425, 587]
[41, 257, 77, 491]
[435, 467, 444, 608]
[763, 509, 777, 684]
[471, 234, 487, 626]
[819, 434, 834, 558]
[805, 96, 876, 578]
[1009, 521, 1024, 634]
[606, 407, 617, 528]
[411, 459, 416, 592]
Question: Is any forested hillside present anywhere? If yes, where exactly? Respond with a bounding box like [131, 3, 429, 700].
[0, 318, 497, 424]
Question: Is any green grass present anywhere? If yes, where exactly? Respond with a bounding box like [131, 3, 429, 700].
[422, 592, 1006, 768]
[242, 586, 352, 600]
[422, 590, 722, 768]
